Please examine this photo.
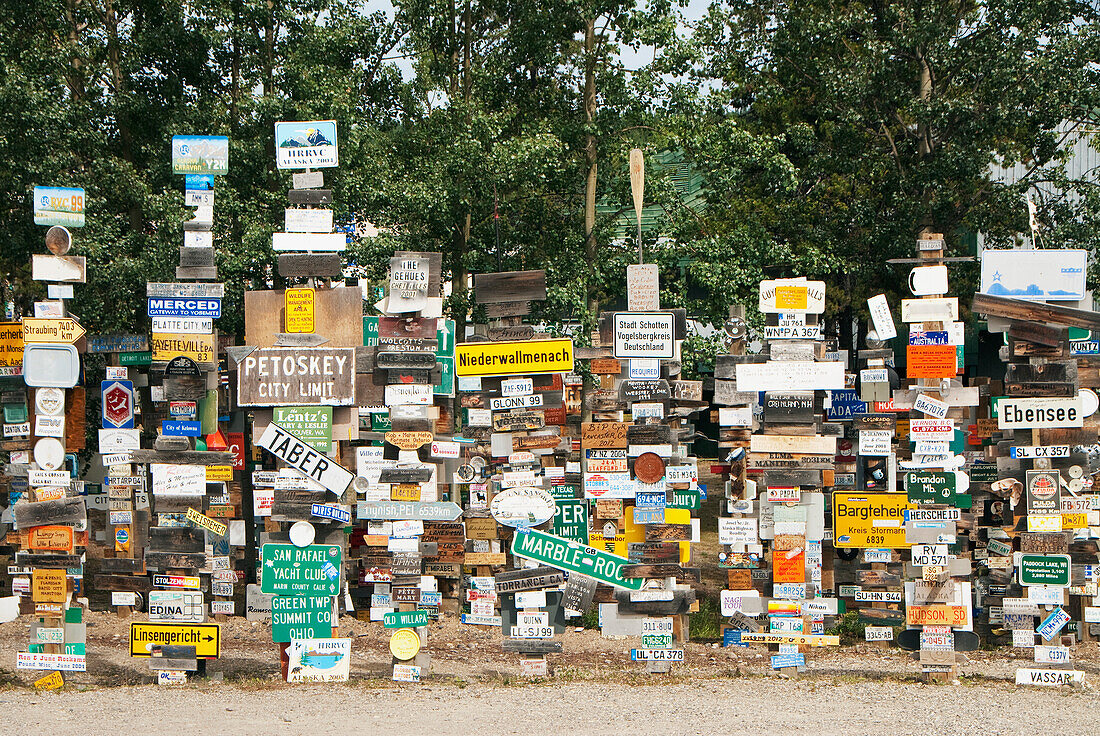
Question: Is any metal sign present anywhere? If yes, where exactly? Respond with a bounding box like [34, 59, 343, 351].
[171, 135, 229, 176]
[275, 120, 338, 169]
[612, 313, 674, 359]
[260, 544, 342, 596]
[257, 422, 354, 495]
[101, 380, 135, 429]
[33, 186, 85, 227]
[147, 297, 221, 319]
[1019, 554, 1071, 587]
[833, 492, 915, 548]
[455, 338, 573, 377]
[356, 501, 463, 521]
[758, 279, 826, 314]
[510, 529, 643, 590]
[997, 398, 1083, 429]
[147, 590, 205, 623]
[22, 318, 85, 344]
[129, 622, 220, 658]
[284, 288, 315, 333]
[271, 595, 333, 642]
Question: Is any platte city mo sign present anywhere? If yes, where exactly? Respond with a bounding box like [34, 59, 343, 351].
[237, 347, 355, 406]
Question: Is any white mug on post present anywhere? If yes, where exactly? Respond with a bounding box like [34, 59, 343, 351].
[908, 265, 948, 296]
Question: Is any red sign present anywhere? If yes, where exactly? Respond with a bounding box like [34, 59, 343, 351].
[101, 381, 134, 429]
[227, 432, 246, 470]
[906, 344, 957, 378]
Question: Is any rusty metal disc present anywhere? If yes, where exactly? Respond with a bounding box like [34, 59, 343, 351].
[634, 451, 665, 484]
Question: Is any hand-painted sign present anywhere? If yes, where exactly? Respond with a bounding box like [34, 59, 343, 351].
[237, 347, 356, 406]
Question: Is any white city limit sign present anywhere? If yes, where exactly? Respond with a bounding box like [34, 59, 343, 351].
[237, 347, 356, 406]
[613, 312, 674, 359]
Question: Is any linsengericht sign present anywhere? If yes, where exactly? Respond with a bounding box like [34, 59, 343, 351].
[980, 249, 1086, 301]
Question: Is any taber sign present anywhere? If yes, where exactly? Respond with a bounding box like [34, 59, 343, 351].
[257, 421, 353, 495]
[510, 529, 643, 590]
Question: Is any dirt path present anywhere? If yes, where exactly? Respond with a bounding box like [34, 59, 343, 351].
[4, 678, 1098, 736]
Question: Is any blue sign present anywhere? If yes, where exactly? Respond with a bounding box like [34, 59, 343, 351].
[185, 174, 215, 191]
[632, 507, 665, 525]
[162, 420, 201, 437]
[770, 653, 805, 669]
[311, 503, 351, 524]
[909, 330, 949, 346]
[722, 629, 748, 647]
[1037, 607, 1071, 641]
[636, 491, 666, 509]
[33, 186, 85, 227]
[827, 390, 867, 421]
[101, 380, 135, 429]
[172, 136, 229, 176]
[147, 297, 221, 318]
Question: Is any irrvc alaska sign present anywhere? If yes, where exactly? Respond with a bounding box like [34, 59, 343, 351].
[237, 348, 356, 406]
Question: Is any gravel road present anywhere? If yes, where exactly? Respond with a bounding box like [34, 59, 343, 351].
[5, 678, 1098, 736]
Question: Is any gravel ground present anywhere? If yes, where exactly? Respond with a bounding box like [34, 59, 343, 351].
[4, 678, 1099, 736]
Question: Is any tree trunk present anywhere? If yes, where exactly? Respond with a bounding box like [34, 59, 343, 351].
[103, 0, 143, 233]
[583, 18, 598, 317]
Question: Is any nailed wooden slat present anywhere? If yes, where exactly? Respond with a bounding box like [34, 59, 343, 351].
[972, 292, 1100, 331]
[473, 270, 547, 304]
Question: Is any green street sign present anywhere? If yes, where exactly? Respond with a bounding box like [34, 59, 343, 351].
[668, 489, 700, 510]
[119, 351, 152, 366]
[260, 544, 342, 596]
[436, 319, 456, 358]
[549, 484, 578, 501]
[904, 470, 972, 508]
[384, 609, 429, 629]
[363, 316, 379, 346]
[271, 595, 333, 642]
[371, 412, 392, 432]
[642, 633, 673, 648]
[553, 500, 588, 544]
[272, 406, 332, 452]
[510, 528, 642, 590]
[1018, 553, 1070, 587]
[434, 356, 455, 397]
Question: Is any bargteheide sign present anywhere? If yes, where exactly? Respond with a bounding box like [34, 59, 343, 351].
[237, 347, 355, 406]
[257, 421, 354, 495]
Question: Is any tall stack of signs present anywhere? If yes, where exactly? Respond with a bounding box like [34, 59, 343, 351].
[14, 193, 90, 680]
[449, 269, 572, 675]
[580, 264, 707, 673]
[888, 235, 973, 679]
[122, 136, 234, 683]
[718, 278, 843, 673]
[972, 247, 1099, 686]
[248, 121, 352, 682]
[354, 250, 455, 682]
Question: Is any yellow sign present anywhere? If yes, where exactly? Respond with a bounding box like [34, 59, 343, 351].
[151, 332, 215, 364]
[31, 569, 68, 603]
[1062, 513, 1088, 530]
[130, 622, 221, 658]
[455, 338, 573, 377]
[0, 322, 25, 368]
[832, 492, 915, 548]
[284, 288, 315, 333]
[33, 671, 64, 690]
[384, 431, 433, 450]
[206, 465, 233, 481]
[186, 507, 228, 537]
[22, 318, 85, 344]
[775, 285, 808, 310]
[389, 628, 421, 660]
[391, 484, 421, 502]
